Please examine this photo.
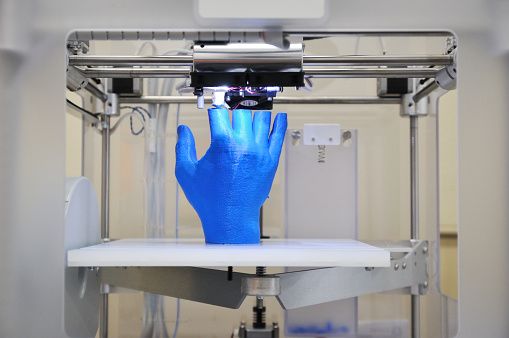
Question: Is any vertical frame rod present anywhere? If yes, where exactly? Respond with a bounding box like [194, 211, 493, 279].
[101, 115, 110, 240]
[410, 115, 420, 338]
[100, 115, 111, 338]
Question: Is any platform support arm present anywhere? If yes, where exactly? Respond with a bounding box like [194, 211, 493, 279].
[97, 241, 428, 311]
[100, 267, 249, 309]
[275, 240, 428, 310]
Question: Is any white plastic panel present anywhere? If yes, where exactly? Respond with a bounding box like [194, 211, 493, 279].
[64, 177, 100, 337]
[285, 129, 357, 238]
[303, 123, 342, 146]
[285, 129, 358, 337]
[67, 238, 389, 268]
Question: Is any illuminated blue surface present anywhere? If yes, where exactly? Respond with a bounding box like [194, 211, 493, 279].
[176, 107, 287, 244]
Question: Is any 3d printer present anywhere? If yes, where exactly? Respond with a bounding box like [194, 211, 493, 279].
[65, 30, 457, 338]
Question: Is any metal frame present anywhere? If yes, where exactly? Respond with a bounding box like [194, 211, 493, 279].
[80, 75, 442, 338]
[98, 240, 428, 310]
[68, 32, 457, 338]
[81, 74, 442, 338]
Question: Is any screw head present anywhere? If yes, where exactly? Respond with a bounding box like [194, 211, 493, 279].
[423, 246, 428, 255]
[394, 264, 399, 271]
[402, 262, 407, 269]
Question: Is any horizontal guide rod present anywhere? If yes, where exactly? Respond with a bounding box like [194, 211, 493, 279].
[305, 67, 438, 78]
[69, 54, 453, 67]
[304, 55, 452, 66]
[69, 55, 192, 66]
[76, 66, 440, 79]
[77, 67, 190, 78]
[119, 96, 401, 105]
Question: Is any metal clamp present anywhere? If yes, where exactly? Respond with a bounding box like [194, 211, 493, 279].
[401, 93, 423, 116]
[435, 65, 457, 91]
[67, 40, 89, 55]
[104, 93, 119, 116]
[66, 66, 89, 92]
[402, 62, 456, 116]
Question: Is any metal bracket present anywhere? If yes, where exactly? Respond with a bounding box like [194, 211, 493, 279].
[402, 62, 456, 116]
[435, 65, 457, 91]
[67, 40, 89, 55]
[66, 66, 89, 92]
[104, 93, 119, 116]
[401, 93, 424, 116]
[99, 241, 428, 310]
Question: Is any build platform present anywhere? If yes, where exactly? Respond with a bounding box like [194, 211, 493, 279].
[67, 238, 391, 268]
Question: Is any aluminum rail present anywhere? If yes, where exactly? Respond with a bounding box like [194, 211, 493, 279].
[77, 66, 440, 79]
[69, 54, 453, 67]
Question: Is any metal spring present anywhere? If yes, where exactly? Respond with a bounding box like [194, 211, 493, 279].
[317, 145, 326, 163]
[253, 308, 266, 324]
[256, 266, 266, 276]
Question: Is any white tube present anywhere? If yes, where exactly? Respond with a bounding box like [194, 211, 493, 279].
[139, 42, 171, 338]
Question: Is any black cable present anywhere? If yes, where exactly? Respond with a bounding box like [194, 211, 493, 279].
[129, 107, 146, 135]
[66, 99, 100, 121]
[119, 106, 150, 136]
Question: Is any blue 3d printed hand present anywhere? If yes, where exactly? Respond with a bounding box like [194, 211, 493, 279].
[175, 107, 287, 244]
